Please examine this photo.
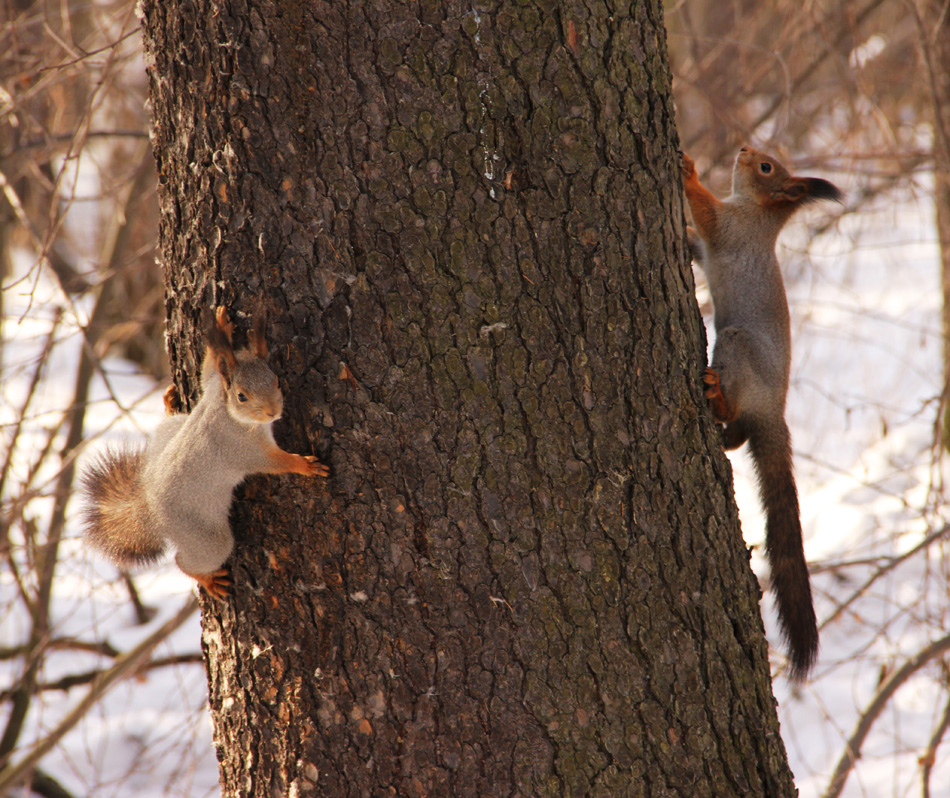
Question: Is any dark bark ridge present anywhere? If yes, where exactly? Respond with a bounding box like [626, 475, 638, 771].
[142, 2, 797, 796]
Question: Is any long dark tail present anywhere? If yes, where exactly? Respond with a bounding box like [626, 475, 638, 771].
[747, 418, 818, 681]
[81, 448, 166, 569]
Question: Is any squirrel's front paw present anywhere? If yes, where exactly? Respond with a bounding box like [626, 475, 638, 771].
[163, 384, 185, 415]
[301, 455, 330, 478]
[680, 151, 696, 182]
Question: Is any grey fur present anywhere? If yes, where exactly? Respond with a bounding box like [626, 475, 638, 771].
[79, 307, 326, 590]
[684, 147, 842, 679]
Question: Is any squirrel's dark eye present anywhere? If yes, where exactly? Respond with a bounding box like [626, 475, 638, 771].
[760, 162, 772, 174]
[237, 392, 248, 403]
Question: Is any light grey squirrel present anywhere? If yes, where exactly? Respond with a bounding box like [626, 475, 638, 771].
[82, 305, 328, 598]
[681, 146, 842, 680]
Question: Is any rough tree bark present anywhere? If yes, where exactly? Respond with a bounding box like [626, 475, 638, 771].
[141, 1, 798, 796]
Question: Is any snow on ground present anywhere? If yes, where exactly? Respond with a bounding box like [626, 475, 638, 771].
[1, 177, 948, 796]
[0, 264, 221, 797]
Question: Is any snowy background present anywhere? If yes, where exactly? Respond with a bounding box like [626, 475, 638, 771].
[1, 175, 948, 796]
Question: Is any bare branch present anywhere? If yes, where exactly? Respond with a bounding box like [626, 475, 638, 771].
[0, 597, 199, 795]
[819, 522, 950, 630]
[921, 685, 950, 798]
[0, 653, 204, 698]
[821, 633, 950, 798]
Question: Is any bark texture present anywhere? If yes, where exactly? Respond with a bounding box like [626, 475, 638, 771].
[141, 1, 797, 796]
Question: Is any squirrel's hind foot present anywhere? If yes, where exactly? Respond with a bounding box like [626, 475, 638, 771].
[189, 568, 231, 600]
[702, 367, 737, 424]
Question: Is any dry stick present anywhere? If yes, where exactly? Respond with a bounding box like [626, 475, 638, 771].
[821, 631, 950, 798]
[0, 652, 205, 697]
[810, 154, 933, 237]
[0, 26, 160, 767]
[921, 688, 950, 798]
[0, 638, 120, 661]
[1, 123, 152, 419]
[910, 0, 950, 450]
[123, 572, 157, 625]
[2, 423, 70, 616]
[910, 0, 950, 167]
[0, 597, 199, 795]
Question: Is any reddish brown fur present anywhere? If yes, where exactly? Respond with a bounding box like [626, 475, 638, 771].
[82, 449, 166, 568]
[681, 147, 841, 680]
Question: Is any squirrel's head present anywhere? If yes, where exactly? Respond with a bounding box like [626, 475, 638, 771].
[733, 146, 843, 213]
[218, 354, 284, 425]
[207, 309, 284, 425]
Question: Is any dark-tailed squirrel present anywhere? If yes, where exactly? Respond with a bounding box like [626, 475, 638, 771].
[681, 146, 842, 680]
[81, 306, 329, 599]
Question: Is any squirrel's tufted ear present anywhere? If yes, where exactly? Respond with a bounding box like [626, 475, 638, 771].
[248, 311, 268, 359]
[206, 308, 238, 388]
[774, 178, 809, 204]
[215, 354, 233, 389]
[774, 175, 842, 207]
[802, 177, 844, 204]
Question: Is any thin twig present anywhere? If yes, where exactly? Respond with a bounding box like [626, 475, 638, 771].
[819, 523, 950, 630]
[0, 309, 63, 549]
[0, 638, 120, 661]
[0, 653, 204, 699]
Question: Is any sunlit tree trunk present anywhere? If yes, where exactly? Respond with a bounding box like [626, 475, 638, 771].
[915, 0, 950, 448]
[141, 1, 798, 795]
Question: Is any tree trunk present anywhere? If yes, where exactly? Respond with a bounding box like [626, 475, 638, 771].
[140, 1, 797, 795]
[915, 0, 950, 449]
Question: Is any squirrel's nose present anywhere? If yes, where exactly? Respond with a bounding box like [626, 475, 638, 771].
[739, 145, 749, 153]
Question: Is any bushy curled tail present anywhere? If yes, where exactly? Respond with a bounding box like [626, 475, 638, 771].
[81, 448, 166, 569]
[746, 419, 818, 681]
